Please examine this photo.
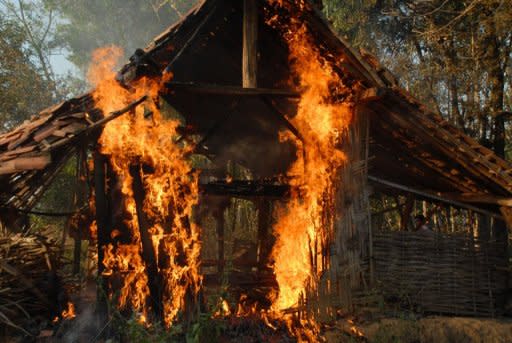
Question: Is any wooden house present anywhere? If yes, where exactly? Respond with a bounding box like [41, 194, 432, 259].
[0, 0, 509, 319]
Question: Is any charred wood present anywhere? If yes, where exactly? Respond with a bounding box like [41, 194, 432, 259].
[130, 164, 163, 320]
[200, 180, 290, 198]
[165, 81, 299, 98]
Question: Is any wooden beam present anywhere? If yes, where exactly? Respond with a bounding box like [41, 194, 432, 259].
[93, 151, 109, 323]
[357, 87, 387, 103]
[261, 96, 303, 142]
[384, 92, 512, 193]
[41, 96, 147, 153]
[499, 206, 512, 232]
[368, 175, 503, 219]
[200, 180, 290, 198]
[243, 0, 258, 88]
[376, 100, 507, 194]
[166, 81, 298, 97]
[438, 193, 512, 207]
[130, 164, 162, 320]
[0, 154, 51, 175]
[162, 2, 218, 74]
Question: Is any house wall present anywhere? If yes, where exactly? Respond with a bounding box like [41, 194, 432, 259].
[305, 106, 372, 320]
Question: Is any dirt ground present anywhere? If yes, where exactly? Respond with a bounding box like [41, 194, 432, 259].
[330, 316, 512, 343]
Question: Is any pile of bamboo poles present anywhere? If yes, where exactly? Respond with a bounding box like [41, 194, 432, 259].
[0, 233, 61, 334]
[373, 231, 508, 316]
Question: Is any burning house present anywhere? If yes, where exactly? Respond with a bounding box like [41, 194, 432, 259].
[0, 0, 510, 339]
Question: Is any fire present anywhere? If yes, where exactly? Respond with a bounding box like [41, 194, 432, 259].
[348, 319, 365, 337]
[61, 302, 76, 319]
[267, 3, 352, 311]
[213, 298, 232, 317]
[88, 46, 201, 327]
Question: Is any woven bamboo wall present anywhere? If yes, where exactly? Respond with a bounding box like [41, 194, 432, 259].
[305, 108, 372, 321]
[373, 231, 508, 316]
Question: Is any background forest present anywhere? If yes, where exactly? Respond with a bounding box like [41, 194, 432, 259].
[0, 0, 511, 259]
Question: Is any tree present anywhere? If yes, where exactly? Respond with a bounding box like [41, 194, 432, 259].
[324, 0, 512, 156]
[0, 16, 52, 130]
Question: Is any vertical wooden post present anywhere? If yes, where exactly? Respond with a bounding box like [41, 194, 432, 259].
[215, 206, 225, 280]
[73, 148, 87, 275]
[72, 226, 81, 275]
[94, 151, 109, 322]
[256, 199, 271, 271]
[130, 164, 162, 320]
[243, 0, 258, 88]
[401, 194, 414, 231]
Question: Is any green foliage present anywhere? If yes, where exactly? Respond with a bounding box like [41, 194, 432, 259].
[324, 0, 512, 152]
[186, 312, 226, 343]
[0, 15, 52, 130]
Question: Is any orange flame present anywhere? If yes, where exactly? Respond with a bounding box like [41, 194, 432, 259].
[61, 302, 76, 320]
[268, 3, 352, 312]
[89, 46, 201, 327]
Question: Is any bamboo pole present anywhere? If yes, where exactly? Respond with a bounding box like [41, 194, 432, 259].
[368, 175, 503, 219]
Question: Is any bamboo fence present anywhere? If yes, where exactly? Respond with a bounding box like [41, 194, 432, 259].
[373, 231, 508, 317]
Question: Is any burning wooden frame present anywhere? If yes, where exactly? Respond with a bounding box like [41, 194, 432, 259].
[0, 0, 511, 338]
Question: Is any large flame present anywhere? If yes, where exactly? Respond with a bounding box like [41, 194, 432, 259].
[268, 5, 353, 311]
[88, 46, 201, 326]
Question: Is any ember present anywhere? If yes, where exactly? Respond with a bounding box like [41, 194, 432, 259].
[61, 302, 76, 320]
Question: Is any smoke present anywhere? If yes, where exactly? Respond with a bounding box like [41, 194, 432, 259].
[55, 1, 197, 78]
[56, 303, 99, 343]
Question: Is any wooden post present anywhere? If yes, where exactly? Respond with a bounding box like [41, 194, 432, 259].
[73, 147, 88, 275]
[401, 194, 414, 231]
[130, 164, 162, 320]
[215, 206, 225, 280]
[94, 151, 109, 323]
[243, 0, 258, 88]
[256, 199, 271, 271]
[72, 225, 81, 275]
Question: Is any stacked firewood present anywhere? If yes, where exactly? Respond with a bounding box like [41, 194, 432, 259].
[0, 232, 65, 335]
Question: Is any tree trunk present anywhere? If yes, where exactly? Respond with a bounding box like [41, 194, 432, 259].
[481, 11, 505, 157]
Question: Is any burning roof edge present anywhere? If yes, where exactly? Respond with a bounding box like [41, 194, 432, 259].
[1, 0, 512, 210]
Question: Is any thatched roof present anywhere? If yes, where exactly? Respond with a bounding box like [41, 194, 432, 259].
[1, 0, 511, 212]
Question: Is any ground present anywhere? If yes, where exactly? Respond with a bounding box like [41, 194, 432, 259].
[325, 316, 512, 343]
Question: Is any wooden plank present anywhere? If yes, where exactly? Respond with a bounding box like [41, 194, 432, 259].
[243, 0, 258, 88]
[380, 98, 512, 193]
[439, 193, 512, 207]
[0, 132, 22, 146]
[59, 122, 87, 134]
[33, 125, 58, 142]
[357, 87, 387, 103]
[51, 129, 67, 138]
[368, 175, 503, 219]
[166, 81, 299, 97]
[0, 155, 51, 175]
[0, 145, 37, 161]
[200, 180, 290, 198]
[7, 130, 32, 151]
[387, 90, 512, 190]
